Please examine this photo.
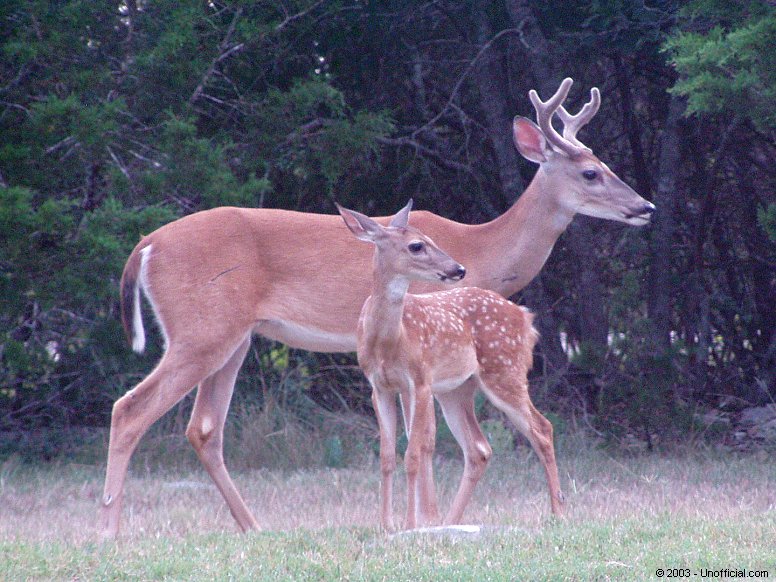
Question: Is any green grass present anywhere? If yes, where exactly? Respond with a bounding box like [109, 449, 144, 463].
[3, 514, 774, 581]
[1, 439, 775, 580]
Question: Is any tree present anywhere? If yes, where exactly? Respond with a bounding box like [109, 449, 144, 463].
[662, 0, 776, 403]
[0, 0, 393, 446]
[1, 0, 774, 455]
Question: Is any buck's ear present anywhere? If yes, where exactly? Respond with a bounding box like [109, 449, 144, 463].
[513, 116, 549, 164]
[336, 203, 383, 242]
[389, 199, 413, 228]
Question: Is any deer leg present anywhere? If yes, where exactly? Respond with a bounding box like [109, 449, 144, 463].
[399, 393, 440, 526]
[436, 377, 492, 525]
[99, 332, 252, 540]
[525, 403, 564, 515]
[417, 408, 440, 525]
[99, 352, 221, 539]
[185, 337, 259, 533]
[403, 384, 434, 530]
[482, 377, 564, 516]
[372, 388, 398, 532]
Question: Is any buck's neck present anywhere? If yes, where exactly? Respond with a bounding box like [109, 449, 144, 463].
[471, 168, 575, 296]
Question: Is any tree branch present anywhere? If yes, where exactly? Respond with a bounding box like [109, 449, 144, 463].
[106, 145, 131, 182]
[190, 8, 244, 105]
[377, 135, 474, 175]
[275, 0, 326, 32]
[412, 28, 520, 139]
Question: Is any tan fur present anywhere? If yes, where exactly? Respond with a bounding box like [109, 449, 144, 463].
[100, 79, 648, 539]
[349, 208, 562, 531]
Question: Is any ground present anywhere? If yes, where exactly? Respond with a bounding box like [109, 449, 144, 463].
[1, 437, 774, 580]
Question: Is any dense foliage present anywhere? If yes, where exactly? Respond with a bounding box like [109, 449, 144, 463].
[1, 0, 774, 455]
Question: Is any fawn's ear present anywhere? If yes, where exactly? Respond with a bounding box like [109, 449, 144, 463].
[336, 203, 384, 242]
[388, 199, 413, 228]
[513, 116, 549, 164]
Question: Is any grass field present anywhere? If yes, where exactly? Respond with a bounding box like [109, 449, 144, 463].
[1, 435, 775, 581]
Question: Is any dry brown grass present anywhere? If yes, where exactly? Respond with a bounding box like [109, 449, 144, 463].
[2, 434, 774, 546]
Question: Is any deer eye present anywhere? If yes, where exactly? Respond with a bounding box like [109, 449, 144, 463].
[408, 241, 425, 253]
[582, 169, 599, 181]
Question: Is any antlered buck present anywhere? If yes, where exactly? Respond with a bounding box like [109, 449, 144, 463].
[100, 78, 654, 538]
[339, 201, 561, 531]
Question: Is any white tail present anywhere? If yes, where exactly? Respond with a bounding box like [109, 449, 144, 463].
[129, 277, 145, 354]
[124, 245, 156, 354]
[100, 78, 644, 538]
[339, 202, 563, 531]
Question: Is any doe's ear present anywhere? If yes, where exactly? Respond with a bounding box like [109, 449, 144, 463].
[389, 199, 413, 228]
[513, 116, 549, 164]
[336, 203, 383, 242]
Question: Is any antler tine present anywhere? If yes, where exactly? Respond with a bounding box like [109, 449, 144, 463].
[557, 87, 601, 150]
[528, 78, 581, 157]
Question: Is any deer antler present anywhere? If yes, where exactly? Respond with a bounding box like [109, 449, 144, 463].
[529, 78, 599, 157]
[557, 87, 600, 151]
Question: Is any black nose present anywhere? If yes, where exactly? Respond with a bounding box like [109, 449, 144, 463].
[452, 266, 466, 280]
[641, 202, 656, 215]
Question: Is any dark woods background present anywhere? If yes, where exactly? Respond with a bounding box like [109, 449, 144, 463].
[1, 0, 774, 458]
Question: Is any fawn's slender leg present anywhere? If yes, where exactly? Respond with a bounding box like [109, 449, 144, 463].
[402, 384, 435, 529]
[435, 377, 493, 524]
[186, 337, 259, 532]
[372, 388, 398, 532]
[480, 374, 564, 515]
[399, 393, 440, 525]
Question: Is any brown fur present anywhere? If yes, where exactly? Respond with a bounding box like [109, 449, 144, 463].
[99, 78, 649, 539]
[347, 206, 563, 531]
